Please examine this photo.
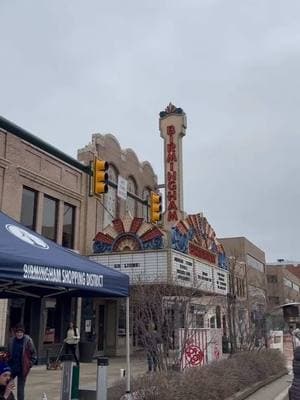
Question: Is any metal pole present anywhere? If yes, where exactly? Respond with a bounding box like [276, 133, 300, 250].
[60, 355, 74, 400]
[96, 357, 109, 400]
[76, 297, 82, 334]
[126, 296, 131, 393]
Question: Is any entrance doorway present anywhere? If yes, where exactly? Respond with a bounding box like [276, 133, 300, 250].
[97, 304, 105, 353]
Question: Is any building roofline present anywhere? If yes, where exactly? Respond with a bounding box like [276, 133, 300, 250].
[0, 115, 90, 174]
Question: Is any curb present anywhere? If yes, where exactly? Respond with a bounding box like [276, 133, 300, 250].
[225, 370, 288, 400]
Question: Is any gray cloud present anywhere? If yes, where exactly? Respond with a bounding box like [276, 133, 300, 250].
[1, 0, 300, 261]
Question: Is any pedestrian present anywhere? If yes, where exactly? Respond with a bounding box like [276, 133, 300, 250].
[0, 361, 15, 400]
[8, 324, 36, 400]
[290, 326, 300, 350]
[64, 322, 80, 366]
[145, 323, 160, 373]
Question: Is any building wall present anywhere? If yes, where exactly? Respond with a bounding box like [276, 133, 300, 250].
[267, 265, 300, 308]
[0, 128, 87, 251]
[219, 237, 267, 300]
[219, 236, 267, 336]
[0, 123, 158, 357]
[78, 133, 158, 254]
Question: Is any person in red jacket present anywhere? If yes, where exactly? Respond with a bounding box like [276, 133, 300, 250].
[8, 324, 36, 400]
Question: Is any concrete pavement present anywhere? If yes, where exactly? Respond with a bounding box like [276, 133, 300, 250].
[25, 355, 147, 400]
[244, 374, 291, 400]
[20, 357, 292, 400]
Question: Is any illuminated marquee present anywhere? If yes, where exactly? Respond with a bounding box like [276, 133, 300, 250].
[167, 125, 178, 222]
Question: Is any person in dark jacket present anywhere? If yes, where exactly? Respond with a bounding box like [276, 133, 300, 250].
[0, 362, 15, 400]
[145, 324, 161, 372]
[8, 324, 36, 400]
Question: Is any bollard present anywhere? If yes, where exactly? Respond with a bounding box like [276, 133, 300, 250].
[96, 357, 109, 400]
[60, 354, 74, 400]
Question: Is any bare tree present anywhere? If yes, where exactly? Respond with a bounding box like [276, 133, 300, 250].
[130, 278, 223, 371]
[227, 255, 268, 353]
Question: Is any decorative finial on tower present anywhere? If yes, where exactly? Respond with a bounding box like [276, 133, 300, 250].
[159, 103, 184, 118]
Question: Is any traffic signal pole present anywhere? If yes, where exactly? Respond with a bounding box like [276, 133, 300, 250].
[88, 160, 162, 223]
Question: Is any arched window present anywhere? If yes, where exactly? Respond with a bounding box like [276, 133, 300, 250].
[103, 165, 118, 228]
[142, 187, 151, 221]
[126, 177, 137, 217]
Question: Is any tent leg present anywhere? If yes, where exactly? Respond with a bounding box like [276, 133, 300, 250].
[76, 297, 82, 332]
[126, 297, 131, 393]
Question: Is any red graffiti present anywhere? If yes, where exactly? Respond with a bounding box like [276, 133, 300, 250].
[185, 345, 204, 366]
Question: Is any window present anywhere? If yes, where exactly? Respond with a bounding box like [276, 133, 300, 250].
[42, 195, 58, 241]
[267, 275, 278, 283]
[269, 296, 280, 305]
[62, 203, 75, 248]
[20, 187, 37, 230]
[284, 278, 293, 288]
[246, 254, 264, 273]
[210, 316, 216, 328]
[103, 165, 118, 227]
[126, 177, 137, 217]
[293, 283, 300, 292]
[142, 187, 151, 220]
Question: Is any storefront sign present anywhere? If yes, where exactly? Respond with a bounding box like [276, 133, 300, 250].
[117, 176, 128, 200]
[23, 264, 103, 288]
[91, 249, 228, 294]
[159, 104, 186, 227]
[85, 320, 92, 333]
[166, 125, 178, 222]
[189, 242, 216, 264]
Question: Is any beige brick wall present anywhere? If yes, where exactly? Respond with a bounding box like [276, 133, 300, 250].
[78, 133, 157, 253]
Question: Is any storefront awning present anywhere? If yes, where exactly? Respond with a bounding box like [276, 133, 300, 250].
[0, 211, 129, 298]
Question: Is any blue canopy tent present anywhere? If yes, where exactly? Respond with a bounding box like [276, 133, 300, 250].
[0, 210, 131, 391]
[0, 210, 129, 298]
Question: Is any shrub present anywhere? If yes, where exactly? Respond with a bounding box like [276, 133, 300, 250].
[109, 349, 286, 400]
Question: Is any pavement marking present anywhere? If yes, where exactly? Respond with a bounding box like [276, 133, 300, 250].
[273, 387, 289, 400]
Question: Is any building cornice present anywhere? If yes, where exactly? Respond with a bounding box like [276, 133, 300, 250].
[17, 167, 84, 202]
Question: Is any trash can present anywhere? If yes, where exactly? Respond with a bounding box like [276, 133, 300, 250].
[79, 342, 96, 363]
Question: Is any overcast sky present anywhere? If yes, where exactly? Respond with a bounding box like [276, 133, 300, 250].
[1, 0, 300, 262]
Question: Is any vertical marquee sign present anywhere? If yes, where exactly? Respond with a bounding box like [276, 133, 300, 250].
[159, 103, 186, 229]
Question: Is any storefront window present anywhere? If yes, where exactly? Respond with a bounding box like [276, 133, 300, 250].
[126, 177, 137, 217]
[62, 203, 75, 248]
[43, 299, 57, 344]
[42, 195, 58, 241]
[20, 187, 37, 230]
[43, 297, 69, 343]
[118, 300, 126, 335]
[142, 187, 151, 220]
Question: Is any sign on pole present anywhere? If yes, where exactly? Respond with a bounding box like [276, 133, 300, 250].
[117, 176, 128, 200]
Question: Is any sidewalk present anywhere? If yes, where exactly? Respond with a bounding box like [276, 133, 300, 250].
[245, 374, 291, 400]
[26, 355, 147, 400]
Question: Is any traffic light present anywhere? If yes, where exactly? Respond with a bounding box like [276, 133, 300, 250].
[150, 191, 162, 223]
[93, 159, 108, 195]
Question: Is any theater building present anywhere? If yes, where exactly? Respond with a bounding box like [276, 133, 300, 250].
[0, 104, 230, 359]
[90, 104, 229, 356]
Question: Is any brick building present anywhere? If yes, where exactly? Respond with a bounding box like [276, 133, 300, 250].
[219, 237, 267, 343]
[0, 116, 157, 358]
[266, 261, 300, 308]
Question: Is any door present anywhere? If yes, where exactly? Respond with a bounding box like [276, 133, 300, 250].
[97, 305, 105, 352]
